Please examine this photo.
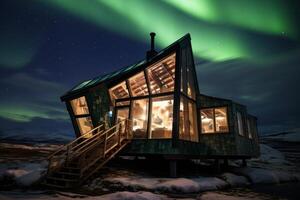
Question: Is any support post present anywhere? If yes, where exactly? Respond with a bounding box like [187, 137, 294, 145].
[242, 159, 247, 167]
[214, 159, 220, 173]
[223, 159, 228, 168]
[169, 160, 177, 178]
[118, 123, 122, 145]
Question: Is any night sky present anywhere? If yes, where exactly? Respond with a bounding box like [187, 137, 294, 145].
[0, 0, 299, 142]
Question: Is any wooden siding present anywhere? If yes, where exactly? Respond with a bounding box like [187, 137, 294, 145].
[86, 84, 112, 128]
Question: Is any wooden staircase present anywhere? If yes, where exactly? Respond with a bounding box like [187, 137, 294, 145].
[44, 119, 132, 189]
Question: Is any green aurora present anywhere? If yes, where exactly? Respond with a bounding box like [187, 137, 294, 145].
[163, 0, 295, 38]
[0, 0, 298, 124]
[44, 0, 297, 61]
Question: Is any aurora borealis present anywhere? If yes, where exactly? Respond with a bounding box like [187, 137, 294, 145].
[0, 0, 299, 141]
[44, 0, 299, 61]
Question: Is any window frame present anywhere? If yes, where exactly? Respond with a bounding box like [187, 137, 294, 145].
[149, 95, 174, 139]
[247, 118, 253, 139]
[237, 111, 245, 137]
[69, 95, 94, 136]
[200, 106, 229, 134]
[108, 52, 178, 140]
[146, 53, 176, 95]
[127, 71, 149, 97]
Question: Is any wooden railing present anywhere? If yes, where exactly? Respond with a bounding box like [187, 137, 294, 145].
[79, 119, 132, 179]
[47, 124, 105, 174]
[47, 119, 132, 176]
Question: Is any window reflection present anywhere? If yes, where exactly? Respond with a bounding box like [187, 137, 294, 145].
[237, 112, 244, 136]
[180, 47, 196, 100]
[215, 107, 229, 132]
[109, 81, 129, 104]
[188, 101, 198, 141]
[247, 119, 253, 139]
[179, 98, 188, 140]
[70, 96, 89, 115]
[131, 99, 149, 138]
[201, 109, 215, 133]
[147, 53, 176, 94]
[187, 66, 196, 99]
[150, 96, 173, 139]
[128, 72, 149, 96]
[179, 96, 198, 141]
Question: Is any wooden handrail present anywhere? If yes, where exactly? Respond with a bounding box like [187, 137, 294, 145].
[80, 120, 130, 173]
[66, 120, 125, 161]
[71, 129, 105, 153]
[47, 119, 133, 177]
[48, 124, 104, 159]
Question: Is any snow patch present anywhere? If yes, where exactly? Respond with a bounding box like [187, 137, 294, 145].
[99, 191, 165, 200]
[199, 192, 254, 200]
[104, 176, 228, 193]
[263, 130, 300, 142]
[233, 167, 298, 184]
[193, 177, 228, 191]
[156, 178, 200, 193]
[0, 161, 47, 186]
[0, 191, 174, 200]
[221, 173, 250, 187]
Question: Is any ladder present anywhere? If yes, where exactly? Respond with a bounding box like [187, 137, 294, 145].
[44, 119, 132, 189]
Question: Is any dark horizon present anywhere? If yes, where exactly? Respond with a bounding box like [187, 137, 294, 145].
[1, 0, 300, 142]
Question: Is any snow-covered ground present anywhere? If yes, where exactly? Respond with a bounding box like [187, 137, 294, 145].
[0, 190, 264, 200]
[0, 161, 48, 187]
[0, 143, 59, 187]
[261, 129, 300, 142]
[0, 141, 299, 199]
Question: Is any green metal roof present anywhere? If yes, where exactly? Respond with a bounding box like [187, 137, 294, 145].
[62, 33, 190, 99]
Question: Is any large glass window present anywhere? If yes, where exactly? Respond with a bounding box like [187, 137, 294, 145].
[109, 81, 129, 104]
[116, 107, 129, 133]
[201, 107, 229, 134]
[180, 47, 196, 100]
[201, 109, 215, 133]
[215, 107, 229, 132]
[237, 112, 244, 136]
[188, 101, 198, 141]
[128, 72, 149, 96]
[187, 66, 196, 100]
[179, 96, 198, 141]
[131, 99, 149, 138]
[147, 53, 176, 94]
[116, 107, 129, 122]
[179, 97, 189, 140]
[150, 96, 173, 139]
[70, 96, 94, 137]
[76, 117, 93, 137]
[70, 96, 89, 115]
[180, 49, 187, 94]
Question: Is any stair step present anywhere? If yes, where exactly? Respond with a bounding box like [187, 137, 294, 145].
[47, 176, 78, 182]
[43, 182, 69, 189]
[45, 125, 131, 189]
[50, 171, 80, 180]
[61, 167, 81, 173]
[45, 177, 78, 188]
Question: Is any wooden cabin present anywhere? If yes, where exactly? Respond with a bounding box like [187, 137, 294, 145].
[45, 33, 260, 188]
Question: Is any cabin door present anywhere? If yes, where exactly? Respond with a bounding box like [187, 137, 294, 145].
[115, 107, 130, 133]
[115, 107, 130, 123]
